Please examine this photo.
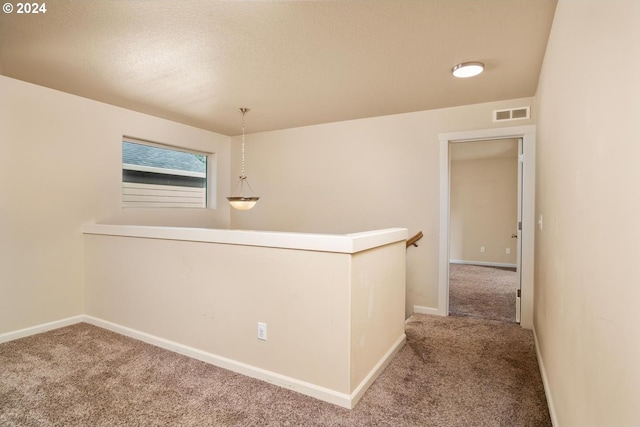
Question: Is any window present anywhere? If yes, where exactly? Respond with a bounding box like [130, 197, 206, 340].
[122, 138, 208, 208]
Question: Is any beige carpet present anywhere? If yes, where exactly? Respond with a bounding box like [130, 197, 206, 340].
[0, 316, 550, 426]
[449, 263, 518, 323]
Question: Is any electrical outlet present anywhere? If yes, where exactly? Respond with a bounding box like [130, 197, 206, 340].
[506, 248, 511, 255]
[257, 322, 267, 341]
[480, 246, 485, 253]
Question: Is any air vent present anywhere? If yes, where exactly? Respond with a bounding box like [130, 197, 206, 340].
[493, 106, 530, 122]
[495, 110, 511, 121]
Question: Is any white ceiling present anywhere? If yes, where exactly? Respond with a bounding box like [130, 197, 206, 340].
[0, 0, 557, 136]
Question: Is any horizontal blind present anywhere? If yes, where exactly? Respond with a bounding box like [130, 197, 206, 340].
[122, 182, 206, 208]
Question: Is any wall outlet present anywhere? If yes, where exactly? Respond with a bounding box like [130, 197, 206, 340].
[257, 322, 267, 341]
[480, 246, 485, 253]
[506, 248, 511, 255]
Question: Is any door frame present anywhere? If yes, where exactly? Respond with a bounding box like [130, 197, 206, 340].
[516, 137, 524, 323]
[438, 125, 535, 328]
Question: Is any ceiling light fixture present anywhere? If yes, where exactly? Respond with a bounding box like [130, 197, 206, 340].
[227, 108, 259, 210]
[451, 61, 485, 78]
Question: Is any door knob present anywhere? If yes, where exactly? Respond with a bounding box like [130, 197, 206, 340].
[511, 233, 518, 239]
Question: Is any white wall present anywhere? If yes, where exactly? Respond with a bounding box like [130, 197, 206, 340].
[229, 99, 535, 315]
[534, 1, 640, 425]
[450, 155, 518, 265]
[0, 76, 231, 334]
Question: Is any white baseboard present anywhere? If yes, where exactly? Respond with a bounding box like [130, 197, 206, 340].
[82, 316, 352, 408]
[532, 324, 558, 427]
[1, 314, 404, 409]
[0, 315, 84, 344]
[450, 259, 517, 269]
[349, 334, 406, 407]
[84, 316, 405, 409]
[413, 305, 443, 316]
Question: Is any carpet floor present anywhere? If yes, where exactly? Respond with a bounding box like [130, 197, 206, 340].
[0, 316, 550, 426]
[449, 263, 518, 323]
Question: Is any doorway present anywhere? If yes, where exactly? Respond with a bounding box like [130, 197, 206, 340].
[438, 125, 535, 328]
[448, 139, 521, 323]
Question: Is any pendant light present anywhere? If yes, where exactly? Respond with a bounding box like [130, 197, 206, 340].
[227, 108, 260, 210]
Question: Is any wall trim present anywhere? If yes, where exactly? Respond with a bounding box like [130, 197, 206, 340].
[83, 223, 407, 255]
[412, 305, 441, 316]
[1, 315, 405, 409]
[82, 316, 354, 408]
[0, 315, 84, 344]
[532, 324, 558, 427]
[449, 259, 517, 269]
[349, 334, 406, 407]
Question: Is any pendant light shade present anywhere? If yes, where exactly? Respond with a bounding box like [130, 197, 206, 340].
[227, 108, 259, 210]
[228, 197, 259, 210]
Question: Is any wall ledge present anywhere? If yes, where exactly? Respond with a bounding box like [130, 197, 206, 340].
[82, 224, 407, 254]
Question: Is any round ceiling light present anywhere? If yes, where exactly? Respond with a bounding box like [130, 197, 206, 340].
[451, 62, 485, 78]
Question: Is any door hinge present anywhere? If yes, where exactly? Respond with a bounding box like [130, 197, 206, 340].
[517, 289, 521, 298]
[519, 154, 524, 163]
[518, 221, 522, 230]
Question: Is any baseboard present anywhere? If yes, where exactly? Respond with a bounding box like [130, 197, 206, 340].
[0, 315, 84, 344]
[349, 334, 406, 407]
[532, 324, 558, 427]
[449, 259, 517, 269]
[83, 315, 374, 409]
[1, 314, 402, 409]
[413, 305, 443, 316]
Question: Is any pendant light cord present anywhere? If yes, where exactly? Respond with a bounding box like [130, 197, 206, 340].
[240, 108, 247, 178]
[227, 107, 258, 209]
[235, 107, 256, 196]
[240, 107, 249, 179]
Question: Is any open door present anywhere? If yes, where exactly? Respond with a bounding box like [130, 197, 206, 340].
[515, 138, 524, 323]
[447, 138, 521, 323]
[439, 125, 535, 328]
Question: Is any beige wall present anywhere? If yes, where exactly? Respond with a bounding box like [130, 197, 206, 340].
[350, 242, 406, 389]
[534, 1, 640, 425]
[84, 235, 351, 393]
[0, 74, 535, 331]
[450, 154, 518, 265]
[0, 76, 231, 334]
[230, 99, 534, 315]
[84, 233, 406, 406]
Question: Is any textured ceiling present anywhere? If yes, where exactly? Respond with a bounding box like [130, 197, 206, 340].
[0, 0, 557, 135]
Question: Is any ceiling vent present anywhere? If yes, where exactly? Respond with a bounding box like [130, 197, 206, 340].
[493, 106, 530, 122]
